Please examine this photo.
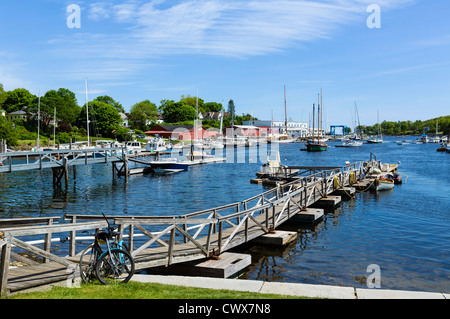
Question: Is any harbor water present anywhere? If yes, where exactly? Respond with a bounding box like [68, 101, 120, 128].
[0, 136, 449, 293]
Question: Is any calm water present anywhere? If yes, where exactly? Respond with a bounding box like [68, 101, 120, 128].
[0, 137, 449, 292]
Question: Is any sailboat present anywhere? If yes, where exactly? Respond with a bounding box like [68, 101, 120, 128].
[305, 89, 328, 152]
[269, 86, 296, 144]
[367, 110, 383, 144]
[341, 102, 363, 147]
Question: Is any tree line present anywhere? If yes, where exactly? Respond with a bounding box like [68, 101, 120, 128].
[357, 116, 450, 136]
[0, 84, 252, 147]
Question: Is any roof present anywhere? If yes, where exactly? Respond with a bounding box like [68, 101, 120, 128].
[144, 125, 205, 134]
[8, 110, 29, 115]
[227, 125, 262, 130]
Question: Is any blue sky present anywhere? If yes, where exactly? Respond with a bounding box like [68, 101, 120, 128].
[0, 0, 449, 127]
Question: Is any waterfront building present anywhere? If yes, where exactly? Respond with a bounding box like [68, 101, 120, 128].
[242, 120, 308, 138]
[144, 125, 220, 140]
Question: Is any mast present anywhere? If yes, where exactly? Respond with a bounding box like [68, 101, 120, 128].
[195, 88, 199, 142]
[312, 103, 315, 143]
[320, 89, 323, 138]
[85, 78, 90, 147]
[53, 108, 56, 147]
[37, 90, 40, 148]
[355, 102, 361, 137]
[317, 93, 320, 142]
[284, 85, 288, 137]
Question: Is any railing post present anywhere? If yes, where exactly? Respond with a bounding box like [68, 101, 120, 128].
[43, 218, 53, 263]
[218, 221, 223, 254]
[69, 216, 77, 257]
[0, 236, 11, 297]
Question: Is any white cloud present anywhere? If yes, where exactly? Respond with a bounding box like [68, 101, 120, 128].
[80, 0, 413, 57]
[49, 0, 414, 80]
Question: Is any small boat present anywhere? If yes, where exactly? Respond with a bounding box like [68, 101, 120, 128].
[149, 158, 189, 174]
[341, 139, 363, 147]
[146, 138, 168, 153]
[256, 151, 285, 178]
[420, 134, 429, 144]
[384, 172, 403, 184]
[367, 136, 383, 144]
[397, 140, 410, 145]
[305, 141, 328, 152]
[371, 176, 395, 191]
[269, 136, 296, 144]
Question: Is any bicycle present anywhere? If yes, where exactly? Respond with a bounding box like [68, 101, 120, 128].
[79, 213, 135, 285]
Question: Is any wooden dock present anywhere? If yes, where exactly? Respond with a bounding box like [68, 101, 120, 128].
[1, 159, 393, 296]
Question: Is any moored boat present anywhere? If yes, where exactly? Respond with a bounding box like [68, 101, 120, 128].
[370, 176, 395, 191]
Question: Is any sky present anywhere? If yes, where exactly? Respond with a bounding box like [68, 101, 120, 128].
[0, 0, 449, 128]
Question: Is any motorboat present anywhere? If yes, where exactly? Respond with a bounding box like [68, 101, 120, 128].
[146, 138, 168, 153]
[420, 134, 429, 143]
[256, 151, 285, 178]
[341, 139, 363, 147]
[370, 176, 395, 191]
[148, 158, 189, 174]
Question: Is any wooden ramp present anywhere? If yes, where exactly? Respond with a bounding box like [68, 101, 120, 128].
[1, 161, 377, 296]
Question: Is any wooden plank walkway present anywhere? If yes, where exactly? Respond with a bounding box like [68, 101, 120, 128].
[0, 160, 386, 296]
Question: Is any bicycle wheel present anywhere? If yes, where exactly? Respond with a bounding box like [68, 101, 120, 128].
[95, 249, 135, 285]
[79, 244, 97, 283]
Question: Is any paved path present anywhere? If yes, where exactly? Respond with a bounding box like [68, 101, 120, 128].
[131, 274, 449, 299]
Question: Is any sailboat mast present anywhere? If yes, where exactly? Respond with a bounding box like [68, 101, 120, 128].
[195, 88, 199, 142]
[320, 89, 323, 138]
[312, 103, 315, 143]
[284, 85, 288, 137]
[317, 93, 320, 141]
[37, 90, 40, 148]
[53, 108, 56, 147]
[85, 78, 90, 147]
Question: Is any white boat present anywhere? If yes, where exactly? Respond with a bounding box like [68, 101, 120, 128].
[269, 135, 296, 144]
[420, 134, 429, 143]
[397, 141, 410, 145]
[256, 151, 285, 178]
[145, 138, 167, 152]
[148, 158, 189, 174]
[370, 177, 395, 191]
[342, 139, 363, 147]
[367, 111, 383, 144]
[125, 141, 143, 152]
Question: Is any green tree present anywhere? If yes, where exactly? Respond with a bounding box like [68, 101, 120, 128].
[28, 88, 80, 128]
[2, 88, 36, 113]
[0, 115, 18, 146]
[228, 100, 235, 126]
[78, 101, 121, 138]
[161, 100, 196, 123]
[203, 102, 223, 112]
[129, 100, 158, 130]
[94, 95, 124, 113]
[180, 95, 204, 113]
[0, 83, 7, 107]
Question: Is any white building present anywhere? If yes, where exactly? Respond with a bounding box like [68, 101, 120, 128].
[243, 120, 308, 138]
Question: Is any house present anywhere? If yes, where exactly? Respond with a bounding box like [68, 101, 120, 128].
[119, 112, 130, 128]
[144, 125, 220, 140]
[224, 125, 263, 138]
[202, 112, 230, 121]
[7, 110, 30, 122]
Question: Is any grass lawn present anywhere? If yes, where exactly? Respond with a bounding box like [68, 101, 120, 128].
[6, 281, 308, 299]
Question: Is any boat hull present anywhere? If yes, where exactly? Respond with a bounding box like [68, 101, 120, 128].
[305, 143, 328, 152]
[371, 179, 394, 191]
[149, 162, 189, 174]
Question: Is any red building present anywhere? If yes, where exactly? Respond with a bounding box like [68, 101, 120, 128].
[144, 125, 219, 140]
[224, 125, 264, 138]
